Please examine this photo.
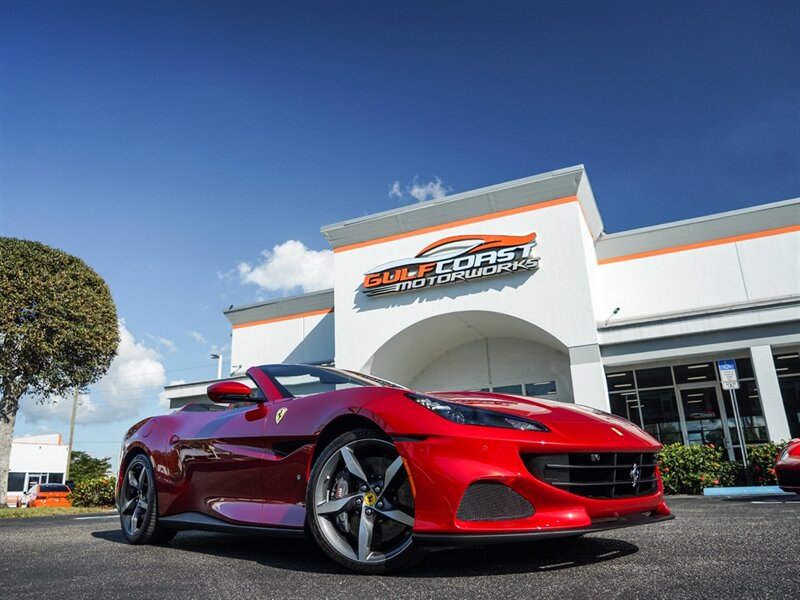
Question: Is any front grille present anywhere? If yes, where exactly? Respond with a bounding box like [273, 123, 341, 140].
[456, 481, 535, 521]
[523, 452, 659, 499]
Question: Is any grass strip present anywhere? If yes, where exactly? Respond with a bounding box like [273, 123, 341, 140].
[0, 506, 116, 519]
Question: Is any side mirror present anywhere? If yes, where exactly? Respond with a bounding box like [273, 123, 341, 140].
[207, 381, 254, 404]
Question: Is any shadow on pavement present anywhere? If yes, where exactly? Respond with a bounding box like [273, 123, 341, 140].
[92, 528, 638, 577]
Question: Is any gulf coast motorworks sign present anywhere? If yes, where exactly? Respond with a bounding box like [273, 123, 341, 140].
[361, 233, 540, 297]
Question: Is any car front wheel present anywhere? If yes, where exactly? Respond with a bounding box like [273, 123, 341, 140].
[306, 429, 423, 573]
[119, 454, 175, 544]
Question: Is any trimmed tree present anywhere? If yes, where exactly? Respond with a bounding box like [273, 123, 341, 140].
[69, 450, 112, 483]
[0, 238, 119, 505]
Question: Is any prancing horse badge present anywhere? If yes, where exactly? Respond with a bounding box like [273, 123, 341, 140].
[275, 407, 288, 424]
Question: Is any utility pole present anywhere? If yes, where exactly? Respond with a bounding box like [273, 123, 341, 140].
[66, 388, 79, 480]
[210, 353, 223, 380]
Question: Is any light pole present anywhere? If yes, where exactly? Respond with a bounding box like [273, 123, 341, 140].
[66, 388, 79, 480]
[210, 353, 222, 380]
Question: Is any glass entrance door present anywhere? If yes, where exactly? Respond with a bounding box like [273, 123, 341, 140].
[678, 385, 735, 460]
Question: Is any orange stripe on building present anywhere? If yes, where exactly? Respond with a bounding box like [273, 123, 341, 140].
[333, 195, 578, 253]
[232, 308, 334, 330]
[598, 224, 800, 265]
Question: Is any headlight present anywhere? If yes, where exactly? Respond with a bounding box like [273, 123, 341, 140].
[406, 393, 549, 432]
[779, 446, 790, 462]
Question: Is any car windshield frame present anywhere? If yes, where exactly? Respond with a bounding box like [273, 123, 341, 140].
[256, 364, 406, 399]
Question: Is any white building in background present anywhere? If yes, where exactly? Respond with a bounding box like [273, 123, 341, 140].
[6, 433, 69, 505]
[166, 165, 800, 461]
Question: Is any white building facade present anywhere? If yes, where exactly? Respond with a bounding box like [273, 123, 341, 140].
[167, 166, 800, 460]
[6, 433, 69, 505]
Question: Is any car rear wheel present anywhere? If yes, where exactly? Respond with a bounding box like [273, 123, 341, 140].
[119, 454, 175, 544]
[306, 429, 423, 573]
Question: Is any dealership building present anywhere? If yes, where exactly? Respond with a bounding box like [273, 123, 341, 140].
[166, 165, 800, 459]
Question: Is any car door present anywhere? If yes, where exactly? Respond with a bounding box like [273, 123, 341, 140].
[170, 401, 270, 524]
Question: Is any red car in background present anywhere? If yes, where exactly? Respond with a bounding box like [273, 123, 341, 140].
[775, 439, 800, 494]
[116, 364, 672, 573]
[24, 484, 72, 508]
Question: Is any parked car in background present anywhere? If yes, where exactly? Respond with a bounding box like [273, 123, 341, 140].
[775, 439, 800, 494]
[24, 484, 72, 508]
[19, 485, 37, 507]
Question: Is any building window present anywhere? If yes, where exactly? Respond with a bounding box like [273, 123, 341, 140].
[48, 473, 64, 484]
[606, 357, 768, 458]
[25, 473, 49, 489]
[774, 351, 800, 438]
[7, 472, 25, 492]
[634, 366, 672, 389]
[493, 384, 523, 395]
[477, 381, 558, 398]
[605, 370, 635, 391]
[673, 362, 717, 385]
[525, 381, 557, 397]
[723, 380, 769, 444]
[639, 388, 683, 445]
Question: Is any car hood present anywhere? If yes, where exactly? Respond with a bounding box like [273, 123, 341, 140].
[430, 390, 659, 446]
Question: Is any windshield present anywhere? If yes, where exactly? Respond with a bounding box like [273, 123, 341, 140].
[257, 365, 406, 398]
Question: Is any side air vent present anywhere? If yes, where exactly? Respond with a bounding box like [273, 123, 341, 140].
[455, 481, 534, 522]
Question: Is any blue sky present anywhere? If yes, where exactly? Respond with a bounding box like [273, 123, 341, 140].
[1, 0, 798, 468]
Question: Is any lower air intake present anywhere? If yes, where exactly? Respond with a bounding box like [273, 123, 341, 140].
[523, 452, 659, 499]
[456, 481, 534, 522]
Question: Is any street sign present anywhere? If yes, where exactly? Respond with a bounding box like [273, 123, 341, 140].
[718, 358, 749, 470]
[718, 359, 739, 390]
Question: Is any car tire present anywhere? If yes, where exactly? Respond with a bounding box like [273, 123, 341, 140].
[119, 454, 176, 545]
[306, 428, 424, 573]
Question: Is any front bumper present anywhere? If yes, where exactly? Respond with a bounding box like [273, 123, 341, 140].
[394, 430, 670, 535]
[415, 510, 674, 546]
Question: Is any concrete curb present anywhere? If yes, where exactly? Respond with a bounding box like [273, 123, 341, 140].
[702, 485, 793, 496]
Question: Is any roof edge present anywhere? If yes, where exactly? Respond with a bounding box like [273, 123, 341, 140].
[320, 165, 595, 250]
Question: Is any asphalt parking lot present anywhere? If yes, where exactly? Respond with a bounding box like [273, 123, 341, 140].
[1, 495, 798, 600]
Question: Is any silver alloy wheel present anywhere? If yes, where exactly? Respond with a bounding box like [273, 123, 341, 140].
[120, 459, 152, 537]
[312, 438, 414, 565]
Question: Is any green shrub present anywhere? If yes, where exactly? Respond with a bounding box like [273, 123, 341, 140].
[657, 443, 739, 495]
[746, 441, 786, 486]
[68, 477, 116, 507]
[658, 441, 789, 494]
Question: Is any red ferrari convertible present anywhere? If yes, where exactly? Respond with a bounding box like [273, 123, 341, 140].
[775, 438, 800, 494]
[117, 364, 672, 572]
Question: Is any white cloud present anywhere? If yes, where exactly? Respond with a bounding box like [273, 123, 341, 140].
[188, 330, 207, 346]
[388, 177, 451, 203]
[20, 320, 167, 425]
[408, 176, 449, 202]
[148, 334, 177, 353]
[158, 379, 187, 409]
[210, 342, 230, 356]
[237, 240, 334, 293]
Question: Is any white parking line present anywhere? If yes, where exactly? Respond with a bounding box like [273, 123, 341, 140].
[74, 514, 118, 520]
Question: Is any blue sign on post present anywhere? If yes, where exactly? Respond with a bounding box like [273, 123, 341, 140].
[717, 359, 739, 390]
[718, 358, 748, 469]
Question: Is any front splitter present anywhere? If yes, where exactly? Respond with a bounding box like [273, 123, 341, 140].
[413, 511, 674, 546]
